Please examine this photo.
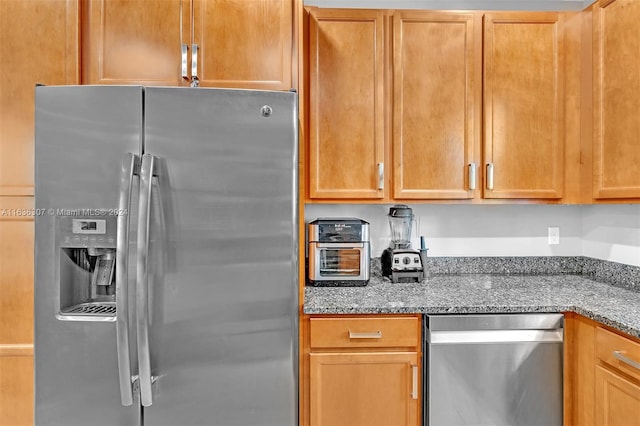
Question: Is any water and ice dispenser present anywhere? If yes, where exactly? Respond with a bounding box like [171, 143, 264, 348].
[56, 215, 118, 320]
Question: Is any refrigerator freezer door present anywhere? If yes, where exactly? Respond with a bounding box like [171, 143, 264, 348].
[34, 86, 143, 425]
[141, 87, 298, 425]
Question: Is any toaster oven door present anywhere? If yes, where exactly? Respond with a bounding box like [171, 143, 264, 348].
[309, 243, 367, 280]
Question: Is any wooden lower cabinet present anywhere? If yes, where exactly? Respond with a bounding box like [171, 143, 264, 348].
[0, 353, 33, 426]
[0, 1, 77, 423]
[566, 313, 640, 425]
[306, 315, 421, 426]
[310, 352, 419, 426]
[0, 198, 35, 426]
[595, 365, 640, 425]
[565, 312, 596, 425]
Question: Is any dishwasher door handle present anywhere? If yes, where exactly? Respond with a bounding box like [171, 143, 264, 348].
[428, 328, 564, 344]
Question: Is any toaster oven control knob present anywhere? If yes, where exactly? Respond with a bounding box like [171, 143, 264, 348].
[403, 256, 411, 265]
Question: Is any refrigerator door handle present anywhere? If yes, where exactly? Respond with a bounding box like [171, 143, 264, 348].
[116, 153, 139, 406]
[136, 153, 156, 407]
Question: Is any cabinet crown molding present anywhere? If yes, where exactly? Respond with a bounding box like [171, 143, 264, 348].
[304, 0, 595, 11]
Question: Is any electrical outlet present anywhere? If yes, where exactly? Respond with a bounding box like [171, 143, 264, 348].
[548, 227, 560, 245]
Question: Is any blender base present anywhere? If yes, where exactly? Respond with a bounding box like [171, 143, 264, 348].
[391, 270, 424, 283]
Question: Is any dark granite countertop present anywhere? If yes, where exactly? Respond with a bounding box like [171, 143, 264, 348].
[304, 273, 640, 339]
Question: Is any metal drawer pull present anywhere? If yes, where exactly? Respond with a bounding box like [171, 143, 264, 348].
[613, 350, 640, 371]
[468, 163, 477, 190]
[181, 44, 188, 80]
[411, 365, 418, 400]
[348, 330, 382, 339]
[377, 163, 384, 190]
[190, 44, 199, 87]
[486, 163, 494, 190]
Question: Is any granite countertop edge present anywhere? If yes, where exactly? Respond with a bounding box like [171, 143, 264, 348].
[303, 274, 640, 339]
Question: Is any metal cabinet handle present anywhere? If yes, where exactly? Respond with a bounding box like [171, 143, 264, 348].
[181, 44, 188, 80]
[115, 153, 139, 407]
[486, 163, 494, 190]
[411, 365, 418, 400]
[469, 163, 477, 190]
[377, 163, 384, 190]
[348, 330, 383, 339]
[613, 350, 640, 371]
[190, 44, 199, 87]
[137, 154, 156, 406]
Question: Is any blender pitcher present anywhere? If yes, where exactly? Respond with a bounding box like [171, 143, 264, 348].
[387, 204, 415, 249]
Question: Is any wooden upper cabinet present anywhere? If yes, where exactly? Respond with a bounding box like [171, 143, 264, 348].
[193, 0, 292, 89]
[0, 0, 79, 195]
[393, 12, 479, 199]
[483, 13, 565, 199]
[592, 0, 640, 199]
[82, 0, 293, 89]
[306, 9, 570, 203]
[82, 0, 189, 86]
[307, 8, 385, 199]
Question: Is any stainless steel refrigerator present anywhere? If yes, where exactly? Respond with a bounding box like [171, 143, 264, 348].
[34, 85, 298, 426]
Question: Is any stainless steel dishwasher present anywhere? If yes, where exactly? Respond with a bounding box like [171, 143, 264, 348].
[425, 314, 564, 426]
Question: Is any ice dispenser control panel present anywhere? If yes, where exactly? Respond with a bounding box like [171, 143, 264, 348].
[61, 218, 113, 246]
[56, 215, 118, 321]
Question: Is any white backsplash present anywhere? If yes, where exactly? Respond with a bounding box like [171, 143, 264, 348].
[304, 204, 640, 266]
[582, 204, 640, 266]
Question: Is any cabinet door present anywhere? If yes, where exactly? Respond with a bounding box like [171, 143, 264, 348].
[82, 0, 190, 85]
[595, 365, 640, 425]
[309, 352, 419, 426]
[193, 0, 292, 89]
[483, 13, 565, 199]
[393, 12, 479, 199]
[307, 9, 385, 199]
[0, 0, 79, 195]
[0, 198, 35, 425]
[565, 313, 597, 426]
[593, 0, 640, 199]
[0, 354, 33, 426]
[0, 0, 77, 418]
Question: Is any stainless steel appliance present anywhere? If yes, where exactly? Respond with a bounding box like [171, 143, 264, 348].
[381, 205, 425, 282]
[34, 85, 298, 426]
[425, 314, 564, 426]
[307, 218, 370, 286]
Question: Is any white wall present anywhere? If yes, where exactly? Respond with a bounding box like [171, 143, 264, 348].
[304, 204, 640, 266]
[582, 204, 640, 267]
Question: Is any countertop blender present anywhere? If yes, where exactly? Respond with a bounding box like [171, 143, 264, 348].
[381, 205, 426, 282]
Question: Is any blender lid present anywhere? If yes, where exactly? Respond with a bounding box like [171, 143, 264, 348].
[388, 204, 413, 218]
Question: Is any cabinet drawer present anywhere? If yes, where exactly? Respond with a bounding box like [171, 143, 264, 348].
[596, 327, 640, 382]
[310, 316, 419, 349]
